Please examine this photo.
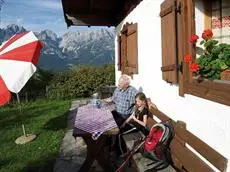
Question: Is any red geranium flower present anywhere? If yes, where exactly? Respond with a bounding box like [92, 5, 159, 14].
[190, 34, 199, 44]
[189, 63, 200, 72]
[202, 29, 213, 39]
[183, 54, 192, 63]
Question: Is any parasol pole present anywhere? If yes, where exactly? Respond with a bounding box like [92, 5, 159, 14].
[15, 93, 36, 144]
[15, 92, 36, 144]
[16, 93, 27, 137]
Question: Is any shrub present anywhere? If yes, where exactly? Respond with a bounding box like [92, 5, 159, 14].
[18, 68, 54, 101]
[46, 64, 115, 99]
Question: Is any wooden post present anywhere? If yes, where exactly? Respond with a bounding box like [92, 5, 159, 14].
[176, 120, 186, 129]
[16, 93, 20, 104]
[16, 93, 21, 114]
[16, 93, 27, 137]
[25, 92, 28, 102]
[22, 124, 26, 137]
[45, 86, 48, 98]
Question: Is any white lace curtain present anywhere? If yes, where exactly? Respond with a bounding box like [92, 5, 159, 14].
[211, 0, 230, 43]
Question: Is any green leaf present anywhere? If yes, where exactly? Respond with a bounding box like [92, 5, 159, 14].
[195, 35, 230, 80]
[212, 46, 222, 55]
[219, 61, 228, 70]
[200, 40, 205, 45]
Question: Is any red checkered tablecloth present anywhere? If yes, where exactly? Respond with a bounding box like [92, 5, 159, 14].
[74, 104, 117, 136]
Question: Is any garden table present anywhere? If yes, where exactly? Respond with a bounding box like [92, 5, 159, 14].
[73, 103, 119, 172]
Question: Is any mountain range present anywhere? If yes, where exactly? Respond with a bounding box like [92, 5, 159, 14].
[0, 24, 115, 71]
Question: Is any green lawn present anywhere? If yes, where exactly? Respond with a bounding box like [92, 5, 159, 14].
[0, 99, 70, 172]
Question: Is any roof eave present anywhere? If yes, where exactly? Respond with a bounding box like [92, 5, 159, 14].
[61, 0, 143, 27]
[64, 13, 118, 27]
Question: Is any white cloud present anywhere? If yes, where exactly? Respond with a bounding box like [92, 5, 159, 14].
[4, 0, 62, 11]
[30, 15, 56, 20]
[30, 0, 62, 10]
[0, 0, 85, 36]
[1, 17, 24, 27]
[16, 18, 23, 23]
[45, 18, 63, 25]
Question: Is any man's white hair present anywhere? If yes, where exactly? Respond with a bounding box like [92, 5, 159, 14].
[119, 74, 131, 85]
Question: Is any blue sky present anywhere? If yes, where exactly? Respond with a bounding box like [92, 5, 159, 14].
[0, 0, 106, 36]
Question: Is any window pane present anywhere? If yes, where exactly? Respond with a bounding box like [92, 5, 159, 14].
[194, 0, 230, 81]
[195, 0, 230, 43]
[212, 0, 230, 43]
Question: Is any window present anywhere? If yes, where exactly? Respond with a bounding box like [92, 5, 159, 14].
[160, 0, 230, 106]
[118, 23, 138, 75]
[203, 0, 230, 44]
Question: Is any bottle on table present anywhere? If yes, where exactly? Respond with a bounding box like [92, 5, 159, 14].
[92, 92, 101, 109]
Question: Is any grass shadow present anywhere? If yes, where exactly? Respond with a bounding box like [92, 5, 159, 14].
[0, 105, 63, 130]
[23, 153, 57, 172]
[0, 158, 11, 169]
[0, 100, 70, 172]
[43, 110, 69, 131]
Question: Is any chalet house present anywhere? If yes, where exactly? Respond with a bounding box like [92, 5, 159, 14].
[61, 0, 230, 171]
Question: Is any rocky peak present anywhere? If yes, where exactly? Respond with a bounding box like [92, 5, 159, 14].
[3, 24, 27, 40]
[0, 24, 115, 71]
[38, 30, 58, 42]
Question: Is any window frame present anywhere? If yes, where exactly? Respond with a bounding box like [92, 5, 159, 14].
[182, 0, 230, 106]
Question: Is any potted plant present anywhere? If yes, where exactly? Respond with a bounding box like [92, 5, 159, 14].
[184, 29, 230, 81]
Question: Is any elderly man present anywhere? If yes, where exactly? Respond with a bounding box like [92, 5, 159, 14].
[102, 74, 138, 156]
[111, 74, 138, 127]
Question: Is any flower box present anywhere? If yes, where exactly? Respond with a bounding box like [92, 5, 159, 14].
[221, 69, 230, 81]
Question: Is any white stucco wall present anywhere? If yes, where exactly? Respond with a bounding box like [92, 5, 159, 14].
[115, 0, 230, 171]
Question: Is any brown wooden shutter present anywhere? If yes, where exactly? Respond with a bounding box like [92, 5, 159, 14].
[117, 36, 121, 70]
[160, 0, 178, 84]
[120, 33, 126, 72]
[125, 23, 138, 74]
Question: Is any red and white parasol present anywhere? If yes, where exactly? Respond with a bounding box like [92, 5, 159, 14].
[0, 31, 43, 106]
[0, 75, 11, 106]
